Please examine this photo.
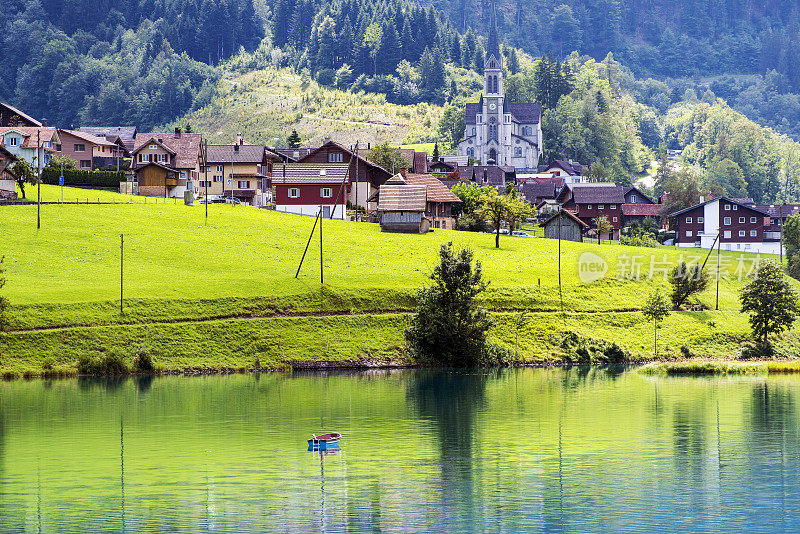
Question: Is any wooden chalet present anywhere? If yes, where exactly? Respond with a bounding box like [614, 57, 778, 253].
[0, 145, 18, 200]
[540, 209, 588, 242]
[131, 129, 202, 198]
[377, 184, 430, 233]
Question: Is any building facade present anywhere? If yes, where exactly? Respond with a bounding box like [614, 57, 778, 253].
[456, 10, 542, 168]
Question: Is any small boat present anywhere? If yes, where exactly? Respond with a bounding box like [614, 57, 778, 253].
[308, 432, 341, 451]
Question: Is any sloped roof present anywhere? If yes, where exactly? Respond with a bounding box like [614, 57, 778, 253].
[521, 182, 557, 202]
[569, 185, 628, 204]
[206, 144, 277, 164]
[298, 140, 390, 174]
[59, 129, 116, 147]
[668, 197, 769, 218]
[464, 101, 541, 125]
[402, 174, 461, 203]
[133, 133, 202, 169]
[548, 160, 588, 176]
[0, 127, 60, 147]
[0, 103, 41, 127]
[79, 126, 137, 140]
[377, 185, 427, 211]
[622, 203, 662, 216]
[275, 148, 313, 162]
[540, 209, 589, 229]
[755, 204, 800, 218]
[272, 163, 349, 184]
[486, 5, 501, 64]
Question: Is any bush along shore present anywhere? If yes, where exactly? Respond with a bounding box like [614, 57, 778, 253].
[2, 195, 800, 378]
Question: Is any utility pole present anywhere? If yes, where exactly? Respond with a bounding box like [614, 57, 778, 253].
[204, 140, 208, 221]
[558, 206, 563, 317]
[716, 234, 721, 310]
[319, 204, 324, 284]
[120, 234, 124, 315]
[37, 128, 41, 229]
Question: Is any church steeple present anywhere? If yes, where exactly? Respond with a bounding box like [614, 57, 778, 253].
[485, 4, 502, 67]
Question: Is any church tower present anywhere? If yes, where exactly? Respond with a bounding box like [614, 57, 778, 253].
[482, 6, 503, 164]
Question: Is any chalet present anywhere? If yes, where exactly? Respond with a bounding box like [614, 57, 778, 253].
[428, 160, 456, 174]
[131, 129, 202, 198]
[668, 197, 775, 253]
[540, 209, 588, 242]
[79, 126, 137, 154]
[557, 183, 627, 239]
[0, 145, 18, 200]
[296, 139, 392, 210]
[546, 160, 589, 183]
[272, 163, 349, 219]
[400, 174, 461, 230]
[57, 129, 125, 170]
[0, 127, 60, 168]
[376, 185, 430, 233]
[520, 181, 559, 206]
[201, 141, 280, 205]
[458, 165, 515, 189]
[0, 103, 41, 127]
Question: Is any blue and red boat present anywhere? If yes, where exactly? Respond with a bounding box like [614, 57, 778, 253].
[308, 432, 341, 451]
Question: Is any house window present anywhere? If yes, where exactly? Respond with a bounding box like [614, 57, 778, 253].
[472, 127, 476, 136]
[42, 141, 51, 148]
[698, 216, 704, 223]
[150, 144, 157, 149]
[74, 144, 85, 152]
[738, 217, 745, 223]
[80, 160, 91, 169]
[612, 216, 618, 222]
[514, 147, 522, 157]
[217, 165, 223, 172]
[738, 230, 745, 237]
[630, 195, 637, 203]
[724, 230, 731, 238]
[56, 144, 61, 151]
[610, 204, 617, 209]
[724, 204, 730, 210]
[237, 180, 250, 188]
[732, 205, 738, 210]
[750, 217, 757, 223]
[598, 204, 604, 209]
[587, 205, 592, 210]
[7, 137, 18, 146]
[724, 217, 731, 225]
[686, 231, 692, 237]
[288, 188, 300, 198]
[750, 230, 757, 237]
[180, 170, 187, 179]
[321, 187, 332, 198]
[686, 217, 692, 223]
[157, 154, 166, 163]
[328, 153, 343, 163]
[214, 175, 223, 182]
[477, 115, 482, 123]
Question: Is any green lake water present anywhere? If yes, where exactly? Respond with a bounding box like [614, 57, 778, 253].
[2, 368, 800, 533]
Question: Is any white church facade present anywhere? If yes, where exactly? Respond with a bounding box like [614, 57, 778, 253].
[456, 13, 543, 169]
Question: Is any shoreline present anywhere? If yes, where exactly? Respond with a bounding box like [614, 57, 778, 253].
[13, 357, 800, 381]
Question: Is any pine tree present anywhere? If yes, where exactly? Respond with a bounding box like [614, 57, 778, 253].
[287, 130, 301, 148]
[432, 142, 440, 161]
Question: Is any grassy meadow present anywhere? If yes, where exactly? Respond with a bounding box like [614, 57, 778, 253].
[0, 185, 797, 375]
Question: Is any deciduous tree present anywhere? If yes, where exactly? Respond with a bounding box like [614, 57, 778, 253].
[10, 160, 34, 199]
[642, 288, 670, 358]
[741, 260, 799, 348]
[405, 242, 492, 365]
[669, 262, 710, 309]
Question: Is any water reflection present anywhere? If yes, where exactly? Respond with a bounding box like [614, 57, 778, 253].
[3, 371, 800, 532]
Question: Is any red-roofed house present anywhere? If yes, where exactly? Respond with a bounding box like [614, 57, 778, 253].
[57, 129, 126, 170]
[131, 129, 202, 197]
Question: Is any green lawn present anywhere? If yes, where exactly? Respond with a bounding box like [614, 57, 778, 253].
[0, 184, 794, 375]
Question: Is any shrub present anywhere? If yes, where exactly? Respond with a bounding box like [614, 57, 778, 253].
[40, 168, 125, 188]
[741, 342, 774, 360]
[480, 342, 515, 366]
[133, 353, 155, 374]
[77, 350, 130, 375]
[560, 331, 629, 363]
[669, 262, 710, 308]
[620, 235, 658, 247]
[405, 242, 492, 365]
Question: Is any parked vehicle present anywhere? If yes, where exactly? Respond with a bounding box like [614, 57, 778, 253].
[512, 231, 533, 237]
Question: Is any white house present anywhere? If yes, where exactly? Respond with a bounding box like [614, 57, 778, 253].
[0, 127, 61, 169]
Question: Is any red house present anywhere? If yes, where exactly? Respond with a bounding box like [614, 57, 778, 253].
[272, 163, 350, 219]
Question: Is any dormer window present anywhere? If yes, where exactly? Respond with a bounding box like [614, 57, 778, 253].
[7, 137, 17, 146]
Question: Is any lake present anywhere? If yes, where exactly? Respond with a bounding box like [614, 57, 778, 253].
[1, 368, 799, 533]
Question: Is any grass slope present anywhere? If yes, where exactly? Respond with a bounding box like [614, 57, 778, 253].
[0, 185, 796, 376]
[168, 67, 444, 148]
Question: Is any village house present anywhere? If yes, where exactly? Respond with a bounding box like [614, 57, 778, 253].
[79, 126, 137, 155]
[400, 174, 461, 230]
[0, 103, 41, 127]
[376, 184, 430, 233]
[200, 140, 280, 206]
[545, 160, 589, 184]
[556, 183, 657, 239]
[57, 129, 127, 171]
[0, 145, 18, 200]
[540, 209, 588, 242]
[272, 163, 350, 219]
[458, 165, 515, 189]
[130, 129, 202, 198]
[0, 127, 60, 168]
[296, 139, 392, 210]
[669, 197, 777, 253]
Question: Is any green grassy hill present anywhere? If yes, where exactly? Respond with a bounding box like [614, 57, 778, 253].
[0, 185, 796, 376]
[168, 67, 445, 148]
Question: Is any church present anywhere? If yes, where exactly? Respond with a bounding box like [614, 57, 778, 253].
[456, 11, 543, 169]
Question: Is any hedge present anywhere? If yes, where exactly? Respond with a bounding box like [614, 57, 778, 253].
[41, 168, 125, 188]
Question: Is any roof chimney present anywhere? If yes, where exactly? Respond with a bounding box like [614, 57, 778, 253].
[237, 133, 243, 145]
[400, 167, 407, 177]
[174, 127, 181, 137]
[699, 195, 704, 203]
[323, 137, 331, 145]
[234, 144, 239, 152]
[41, 118, 48, 127]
